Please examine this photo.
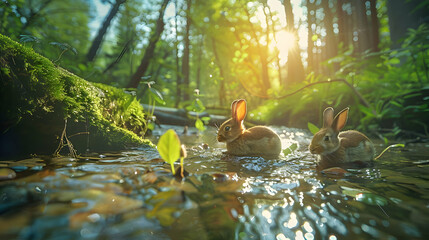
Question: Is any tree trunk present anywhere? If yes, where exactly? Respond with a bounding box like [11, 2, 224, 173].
[283, 0, 305, 84]
[321, 0, 336, 60]
[386, 0, 429, 49]
[127, 0, 170, 89]
[336, 0, 347, 46]
[244, 6, 270, 94]
[307, 0, 314, 72]
[182, 0, 191, 101]
[86, 0, 125, 62]
[368, 0, 380, 51]
[353, 0, 370, 53]
[174, 0, 181, 107]
[196, 34, 203, 90]
[267, 5, 282, 85]
[211, 39, 226, 107]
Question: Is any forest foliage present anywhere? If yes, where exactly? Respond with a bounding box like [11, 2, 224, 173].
[1, 0, 428, 140]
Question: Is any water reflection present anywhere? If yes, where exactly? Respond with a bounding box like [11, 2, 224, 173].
[0, 125, 428, 239]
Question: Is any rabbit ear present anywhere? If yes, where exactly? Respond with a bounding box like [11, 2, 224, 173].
[332, 107, 349, 132]
[231, 100, 238, 118]
[323, 107, 334, 128]
[233, 99, 247, 122]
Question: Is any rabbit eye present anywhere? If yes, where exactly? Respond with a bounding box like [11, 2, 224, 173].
[324, 136, 330, 141]
[225, 126, 231, 131]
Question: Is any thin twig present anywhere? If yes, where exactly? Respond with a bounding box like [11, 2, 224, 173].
[68, 132, 89, 138]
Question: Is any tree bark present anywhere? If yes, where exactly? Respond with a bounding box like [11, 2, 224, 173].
[368, 0, 380, 51]
[307, 0, 314, 72]
[353, 0, 370, 53]
[211, 39, 226, 107]
[386, 0, 429, 49]
[336, 0, 347, 46]
[182, 0, 191, 101]
[321, 0, 336, 60]
[127, 0, 170, 89]
[174, 0, 181, 107]
[283, 0, 305, 84]
[86, 0, 126, 62]
[196, 34, 203, 90]
[244, 6, 270, 94]
[267, 5, 282, 85]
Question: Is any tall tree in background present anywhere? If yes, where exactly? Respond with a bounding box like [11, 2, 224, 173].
[306, 0, 315, 72]
[103, 0, 140, 85]
[387, 0, 429, 48]
[283, 0, 305, 84]
[321, 0, 336, 61]
[182, 0, 191, 101]
[244, 5, 271, 95]
[336, 0, 347, 47]
[195, 34, 204, 90]
[353, 0, 370, 53]
[369, 0, 380, 51]
[86, 0, 126, 62]
[211, 38, 226, 106]
[266, 4, 282, 85]
[174, 0, 181, 107]
[127, 0, 170, 89]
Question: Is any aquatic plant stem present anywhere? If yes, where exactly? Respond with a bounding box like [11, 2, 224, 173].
[171, 163, 176, 175]
[374, 143, 405, 160]
[180, 157, 184, 178]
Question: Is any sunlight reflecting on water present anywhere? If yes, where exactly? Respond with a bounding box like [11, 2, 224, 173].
[1, 125, 428, 239]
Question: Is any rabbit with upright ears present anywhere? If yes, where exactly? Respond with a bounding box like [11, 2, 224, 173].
[309, 107, 375, 170]
[217, 99, 281, 157]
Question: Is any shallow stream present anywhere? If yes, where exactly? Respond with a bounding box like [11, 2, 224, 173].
[1, 125, 428, 239]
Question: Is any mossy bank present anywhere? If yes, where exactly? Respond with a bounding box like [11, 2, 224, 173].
[0, 34, 153, 158]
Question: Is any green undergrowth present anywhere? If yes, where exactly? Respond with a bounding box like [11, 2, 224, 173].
[0, 34, 153, 158]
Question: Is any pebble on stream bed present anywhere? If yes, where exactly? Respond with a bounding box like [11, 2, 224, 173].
[0, 168, 17, 180]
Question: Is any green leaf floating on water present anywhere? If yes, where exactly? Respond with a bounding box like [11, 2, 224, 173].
[307, 122, 319, 135]
[283, 143, 298, 156]
[157, 129, 181, 174]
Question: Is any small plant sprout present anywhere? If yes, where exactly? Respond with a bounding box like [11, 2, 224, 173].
[49, 42, 77, 63]
[157, 129, 182, 175]
[186, 89, 210, 132]
[142, 79, 165, 131]
[180, 144, 187, 178]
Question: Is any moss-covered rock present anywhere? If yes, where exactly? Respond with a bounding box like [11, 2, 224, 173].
[0, 34, 153, 158]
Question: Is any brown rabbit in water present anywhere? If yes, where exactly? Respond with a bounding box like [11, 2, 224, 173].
[309, 107, 375, 170]
[217, 99, 282, 157]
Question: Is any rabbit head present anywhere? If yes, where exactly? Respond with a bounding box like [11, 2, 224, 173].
[309, 107, 349, 155]
[217, 99, 247, 143]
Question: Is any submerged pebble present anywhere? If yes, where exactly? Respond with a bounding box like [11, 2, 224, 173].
[0, 168, 16, 180]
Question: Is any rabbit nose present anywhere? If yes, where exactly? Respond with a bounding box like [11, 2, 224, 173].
[217, 134, 225, 142]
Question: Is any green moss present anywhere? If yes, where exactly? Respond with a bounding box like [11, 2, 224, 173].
[0, 34, 153, 158]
